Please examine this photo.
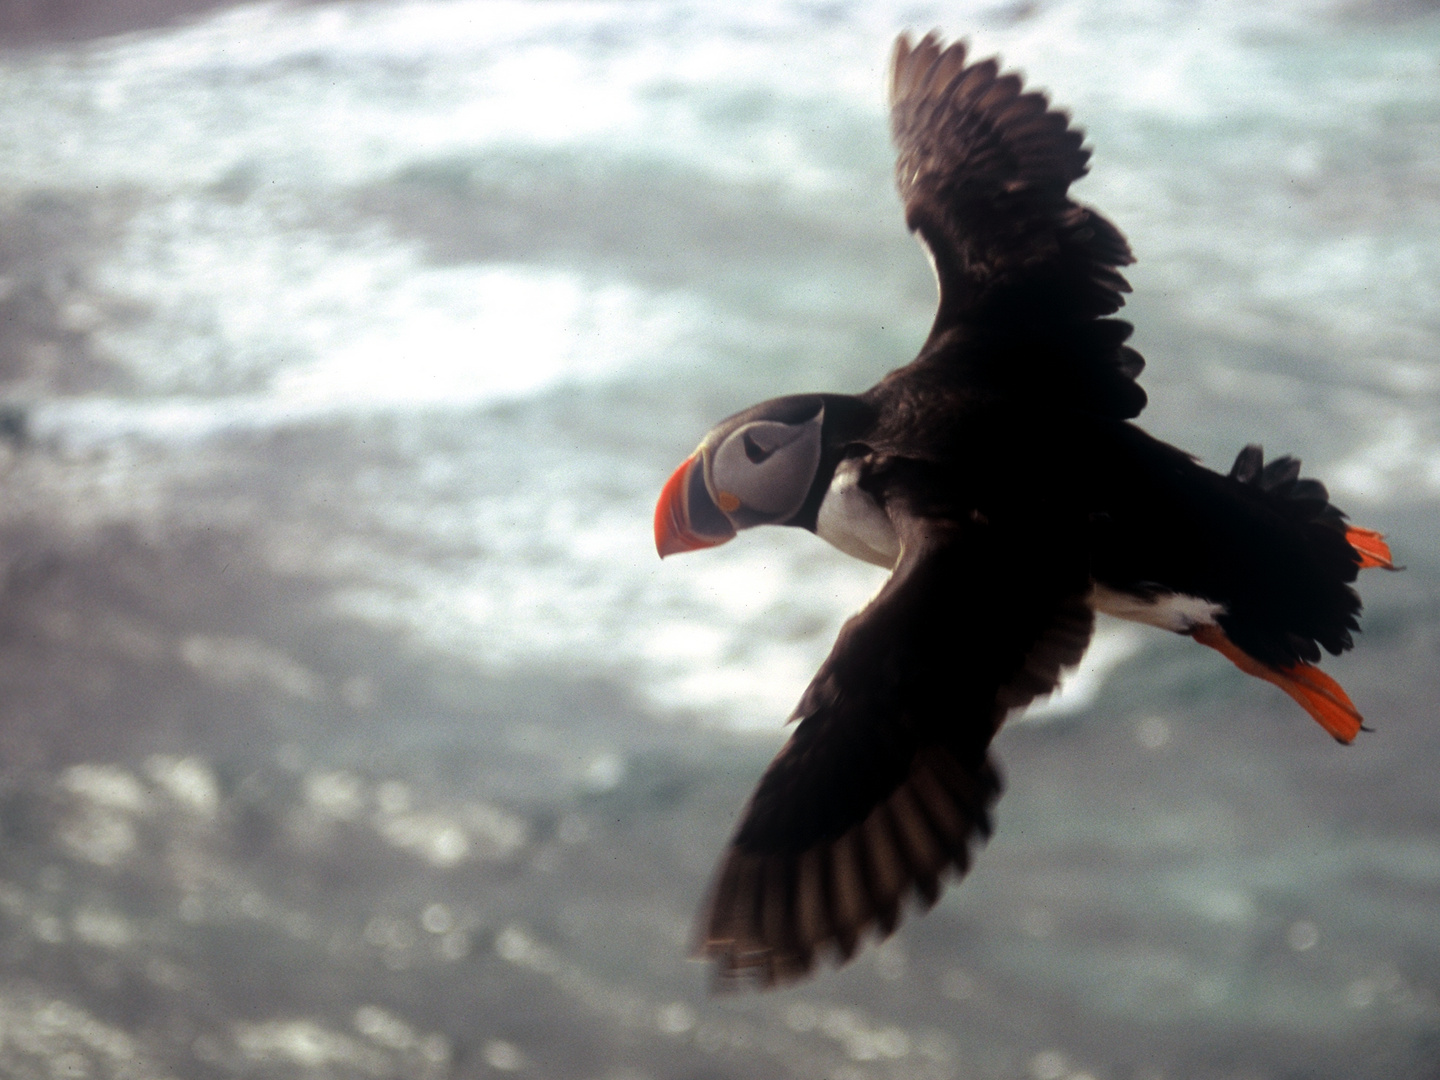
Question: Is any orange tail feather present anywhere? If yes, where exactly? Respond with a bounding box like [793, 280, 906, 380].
[1346, 526, 1395, 570]
[1191, 625, 1364, 744]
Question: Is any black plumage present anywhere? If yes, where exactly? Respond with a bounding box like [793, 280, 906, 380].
[658, 32, 1394, 989]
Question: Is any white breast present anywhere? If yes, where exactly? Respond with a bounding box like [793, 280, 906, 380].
[815, 460, 900, 569]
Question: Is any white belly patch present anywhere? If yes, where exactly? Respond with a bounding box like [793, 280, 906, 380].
[813, 477, 1225, 633]
[815, 460, 900, 569]
[1090, 583, 1225, 633]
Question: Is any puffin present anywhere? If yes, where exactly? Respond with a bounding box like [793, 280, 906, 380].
[653, 32, 1396, 988]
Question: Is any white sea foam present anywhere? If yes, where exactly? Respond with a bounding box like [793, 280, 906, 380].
[7, 0, 1432, 411]
[2, 0, 1434, 735]
[80, 191, 702, 401]
[1, 0, 1396, 199]
[0, 0, 896, 193]
[331, 482, 888, 731]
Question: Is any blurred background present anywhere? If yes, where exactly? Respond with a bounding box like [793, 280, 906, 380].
[0, 0, 1436, 1077]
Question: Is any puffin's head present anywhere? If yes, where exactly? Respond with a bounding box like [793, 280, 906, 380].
[655, 395, 828, 558]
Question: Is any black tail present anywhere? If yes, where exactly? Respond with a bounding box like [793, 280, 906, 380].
[1094, 430, 1384, 673]
[1211, 444, 1370, 669]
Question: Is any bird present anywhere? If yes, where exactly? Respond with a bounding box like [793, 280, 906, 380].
[652, 31, 1396, 989]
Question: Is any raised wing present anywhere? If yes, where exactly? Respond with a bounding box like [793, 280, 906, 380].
[889, 32, 1147, 419]
[696, 504, 1093, 987]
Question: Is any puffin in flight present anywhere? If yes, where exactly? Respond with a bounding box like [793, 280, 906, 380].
[653, 32, 1396, 988]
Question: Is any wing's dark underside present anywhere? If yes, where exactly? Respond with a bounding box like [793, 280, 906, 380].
[889, 32, 1147, 421]
[697, 499, 1094, 986]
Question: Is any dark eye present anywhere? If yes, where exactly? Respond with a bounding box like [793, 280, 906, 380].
[743, 432, 774, 464]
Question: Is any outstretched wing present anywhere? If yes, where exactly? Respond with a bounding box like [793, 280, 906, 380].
[889, 32, 1146, 419]
[696, 505, 1093, 987]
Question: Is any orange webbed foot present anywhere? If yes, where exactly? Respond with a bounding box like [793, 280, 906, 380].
[1191, 624, 1364, 744]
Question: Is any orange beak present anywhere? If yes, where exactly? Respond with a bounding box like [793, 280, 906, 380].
[654, 455, 736, 558]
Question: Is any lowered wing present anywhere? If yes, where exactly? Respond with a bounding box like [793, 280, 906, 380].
[696, 500, 1093, 986]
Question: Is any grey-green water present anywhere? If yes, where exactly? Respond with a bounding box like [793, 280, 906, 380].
[0, 0, 1436, 1077]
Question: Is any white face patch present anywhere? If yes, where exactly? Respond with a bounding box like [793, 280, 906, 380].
[709, 411, 823, 521]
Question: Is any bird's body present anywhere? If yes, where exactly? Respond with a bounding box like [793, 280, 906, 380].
[653, 32, 1394, 988]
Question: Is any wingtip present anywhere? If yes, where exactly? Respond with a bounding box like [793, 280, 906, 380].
[888, 34, 910, 104]
[693, 934, 821, 994]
